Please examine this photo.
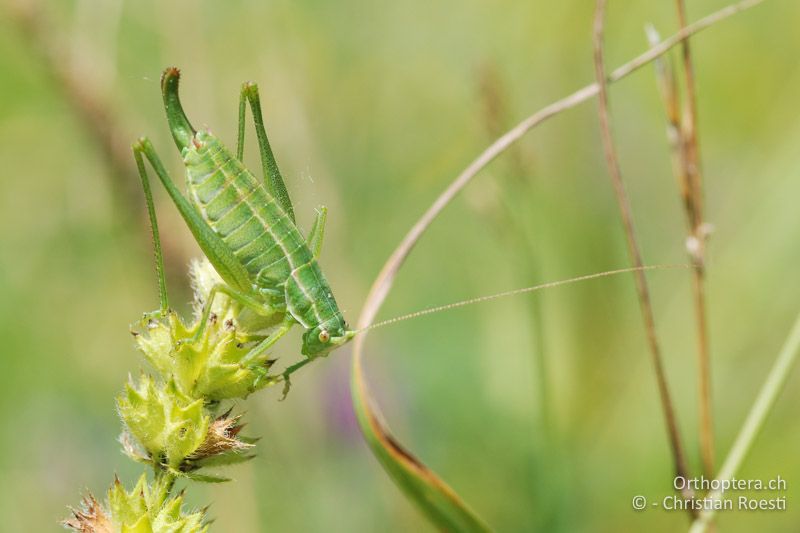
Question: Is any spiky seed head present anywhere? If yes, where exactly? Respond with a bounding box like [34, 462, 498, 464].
[63, 494, 112, 533]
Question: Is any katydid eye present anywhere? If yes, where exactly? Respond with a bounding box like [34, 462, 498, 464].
[318, 330, 330, 343]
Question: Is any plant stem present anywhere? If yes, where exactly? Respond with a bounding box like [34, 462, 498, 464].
[593, 0, 692, 509]
[674, 0, 715, 481]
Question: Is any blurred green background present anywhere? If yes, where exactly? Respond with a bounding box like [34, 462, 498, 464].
[1, 0, 799, 531]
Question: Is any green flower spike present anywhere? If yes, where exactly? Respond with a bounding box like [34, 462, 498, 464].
[132, 259, 281, 401]
[117, 375, 209, 469]
[108, 474, 208, 533]
[64, 476, 208, 533]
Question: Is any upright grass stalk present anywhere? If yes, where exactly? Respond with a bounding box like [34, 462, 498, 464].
[689, 313, 800, 532]
[592, 0, 692, 506]
[647, 1, 714, 481]
[674, 0, 715, 481]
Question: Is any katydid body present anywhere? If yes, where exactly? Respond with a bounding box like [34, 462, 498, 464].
[186, 132, 343, 347]
[134, 67, 352, 369]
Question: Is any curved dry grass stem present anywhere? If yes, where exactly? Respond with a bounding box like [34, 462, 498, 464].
[354, 0, 767, 334]
[592, 0, 692, 512]
[351, 0, 768, 521]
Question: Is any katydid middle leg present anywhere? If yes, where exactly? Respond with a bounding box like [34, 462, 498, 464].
[239, 317, 295, 366]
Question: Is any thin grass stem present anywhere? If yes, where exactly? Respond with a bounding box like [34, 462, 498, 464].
[675, 0, 715, 481]
[689, 313, 800, 532]
[593, 0, 692, 513]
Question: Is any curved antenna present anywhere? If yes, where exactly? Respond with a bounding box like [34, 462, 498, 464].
[358, 264, 688, 334]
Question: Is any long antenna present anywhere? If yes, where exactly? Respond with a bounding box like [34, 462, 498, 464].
[358, 264, 688, 333]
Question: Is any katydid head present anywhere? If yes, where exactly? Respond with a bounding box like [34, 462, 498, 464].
[301, 321, 356, 357]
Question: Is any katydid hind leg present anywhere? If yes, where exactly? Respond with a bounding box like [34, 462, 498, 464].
[133, 142, 170, 315]
[306, 206, 328, 259]
[240, 82, 296, 222]
[161, 67, 196, 152]
[133, 138, 252, 294]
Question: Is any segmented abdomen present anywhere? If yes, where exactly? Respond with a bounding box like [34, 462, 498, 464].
[185, 132, 311, 286]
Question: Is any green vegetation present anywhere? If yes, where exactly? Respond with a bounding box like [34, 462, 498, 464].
[0, 0, 798, 531]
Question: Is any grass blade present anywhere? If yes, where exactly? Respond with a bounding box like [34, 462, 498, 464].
[689, 313, 800, 532]
[351, 344, 491, 531]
